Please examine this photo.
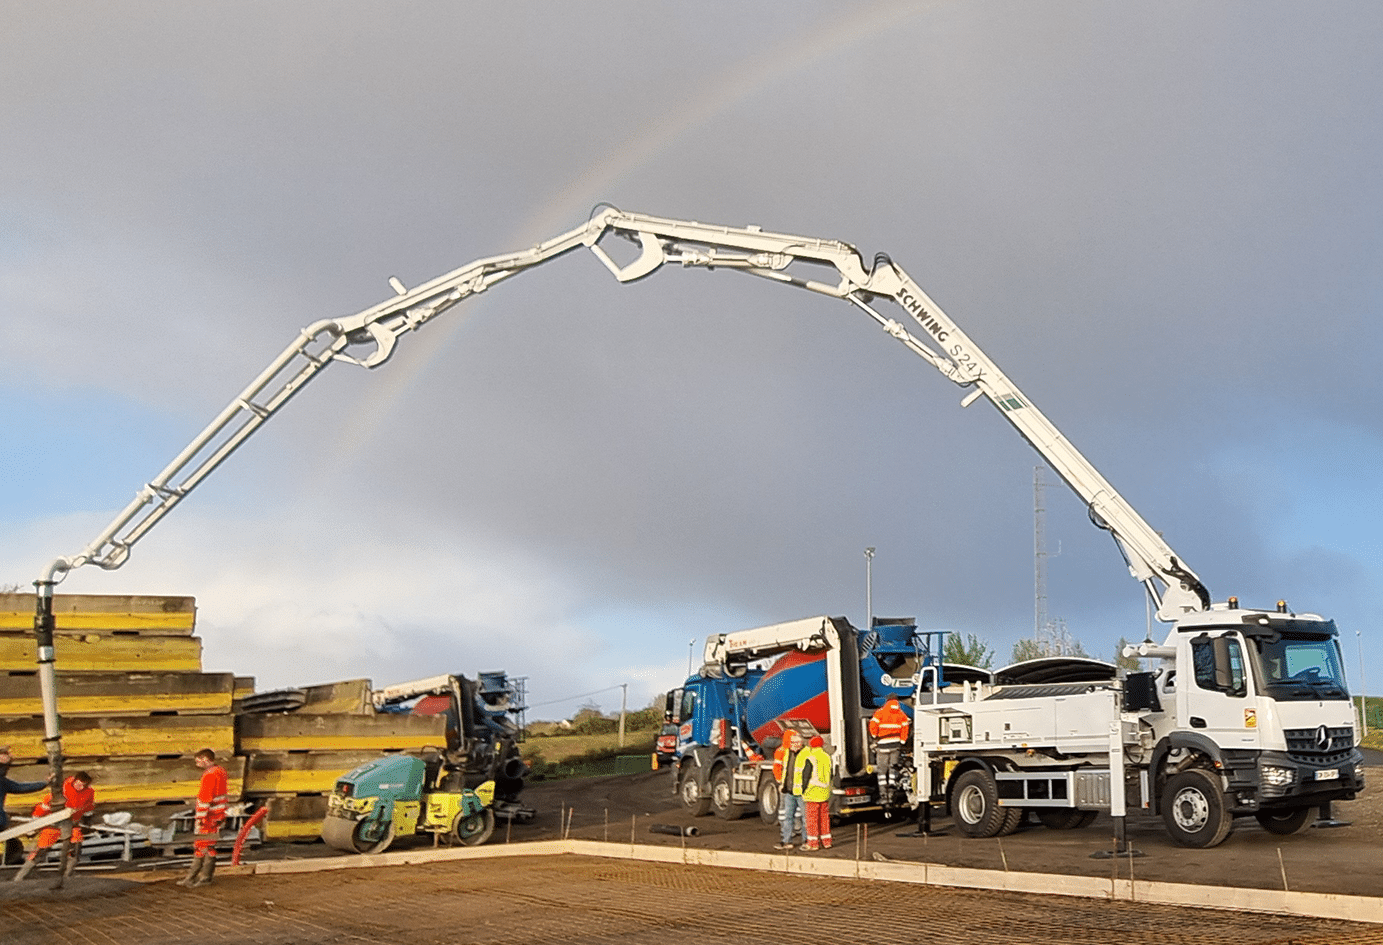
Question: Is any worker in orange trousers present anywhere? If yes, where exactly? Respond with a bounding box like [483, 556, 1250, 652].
[13, 772, 96, 882]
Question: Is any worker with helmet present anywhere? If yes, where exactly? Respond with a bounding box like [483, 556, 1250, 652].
[796, 735, 833, 851]
[869, 695, 910, 799]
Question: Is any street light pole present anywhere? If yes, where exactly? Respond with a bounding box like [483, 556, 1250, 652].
[687, 638, 695, 676]
[618, 683, 627, 748]
[864, 547, 875, 631]
[1359, 629, 1368, 738]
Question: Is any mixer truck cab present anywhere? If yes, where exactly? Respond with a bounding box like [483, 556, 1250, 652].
[671, 664, 768, 816]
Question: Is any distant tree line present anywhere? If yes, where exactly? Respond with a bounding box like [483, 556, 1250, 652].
[942, 629, 1144, 670]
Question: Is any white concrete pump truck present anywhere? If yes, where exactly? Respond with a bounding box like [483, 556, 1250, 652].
[29, 210, 1361, 866]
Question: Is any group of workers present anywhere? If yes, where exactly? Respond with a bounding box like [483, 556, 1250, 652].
[1, 743, 229, 884]
[769, 695, 911, 851]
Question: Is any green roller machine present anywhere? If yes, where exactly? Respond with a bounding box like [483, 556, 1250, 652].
[321, 755, 496, 854]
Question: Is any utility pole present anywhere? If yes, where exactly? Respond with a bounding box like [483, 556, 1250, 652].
[865, 547, 875, 631]
[1034, 465, 1047, 641]
[1359, 629, 1369, 738]
[618, 683, 627, 748]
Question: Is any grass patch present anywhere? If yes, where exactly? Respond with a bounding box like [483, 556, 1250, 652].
[523, 730, 659, 780]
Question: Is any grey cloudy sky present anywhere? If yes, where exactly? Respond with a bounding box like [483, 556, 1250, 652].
[4, 2, 1382, 718]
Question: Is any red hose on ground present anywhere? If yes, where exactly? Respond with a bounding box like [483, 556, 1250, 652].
[232, 806, 269, 865]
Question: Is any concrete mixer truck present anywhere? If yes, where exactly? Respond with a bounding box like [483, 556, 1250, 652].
[667, 615, 971, 823]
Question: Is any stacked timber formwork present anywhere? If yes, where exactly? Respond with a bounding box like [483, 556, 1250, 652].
[238, 679, 448, 840]
[0, 593, 241, 829]
[1, 593, 450, 842]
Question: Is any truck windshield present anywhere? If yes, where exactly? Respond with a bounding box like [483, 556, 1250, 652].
[1251, 634, 1349, 701]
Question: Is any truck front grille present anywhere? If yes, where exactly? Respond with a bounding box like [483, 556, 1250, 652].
[1283, 726, 1355, 766]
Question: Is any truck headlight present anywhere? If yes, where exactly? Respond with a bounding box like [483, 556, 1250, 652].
[1356, 763, 1366, 782]
[1262, 764, 1296, 787]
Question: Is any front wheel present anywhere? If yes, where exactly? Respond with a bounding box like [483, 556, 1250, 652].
[1161, 769, 1234, 848]
[452, 808, 496, 846]
[679, 767, 711, 817]
[351, 818, 395, 855]
[1255, 806, 1313, 836]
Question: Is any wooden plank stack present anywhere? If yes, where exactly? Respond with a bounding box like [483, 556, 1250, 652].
[0, 593, 239, 831]
[238, 679, 447, 840]
[1, 593, 447, 842]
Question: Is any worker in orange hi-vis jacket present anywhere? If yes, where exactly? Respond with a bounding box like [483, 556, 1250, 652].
[177, 748, 229, 888]
[14, 772, 96, 882]
[868, 696, 911, 798]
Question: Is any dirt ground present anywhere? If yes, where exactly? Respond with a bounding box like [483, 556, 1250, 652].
[5, 854, 1383, 945]
[515, 766, 1383, 897]
[3, 765, 1381, 943]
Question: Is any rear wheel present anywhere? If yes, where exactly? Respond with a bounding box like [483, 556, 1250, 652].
[1161, 769, 1234, 848]
[950, 769, 1008, 839]
[1255, 806, 1313, 836]
[1036, 807, 1096, 830]
[451, 808, 495, 847]
[711, 766, 746, 820]
[757, 775, 781, 826]
[678, 767, 711, 817]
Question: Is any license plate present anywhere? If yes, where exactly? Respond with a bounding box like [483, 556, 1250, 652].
[1315, 768, 1340, 781]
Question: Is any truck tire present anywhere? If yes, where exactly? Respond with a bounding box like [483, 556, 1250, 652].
[756, 775, 781, 826]
[1161, 769, 1234, 848]
[1255, 806, 1313, 836]
[711, 766, 747, 820]
[678, 767, 711, 817]
[1036, 808, 1096, 830]
[950, 769, 1009, 838]
[351, 818, 395, 855]
[452, 808, 495, 846]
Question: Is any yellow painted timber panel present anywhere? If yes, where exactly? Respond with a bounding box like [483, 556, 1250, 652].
[264, 818, 327, 841]
[242, 750, 393, 795]
[0, 672, 234, 718]
[3, 756, 245, 811]
[0, 715, 234, 761]
[256, 794, 330, 840]
[297, 679, 372, 715]
[236, 713, 446, 754]
[0, 593, 195, 634]
[0, 632, 202, 672]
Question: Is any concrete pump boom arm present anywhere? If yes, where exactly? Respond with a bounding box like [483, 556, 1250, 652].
[36, 207, 1208, 622]
[29, 209, 1214, 832]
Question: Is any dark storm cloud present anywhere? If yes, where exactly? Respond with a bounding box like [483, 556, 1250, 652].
[4, 2, 1382, 710]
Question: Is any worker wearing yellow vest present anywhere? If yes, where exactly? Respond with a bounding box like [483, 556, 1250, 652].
[794, 735, 832, 850]
[771, 730, 806, 849]
[868, 695, 910, 798]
